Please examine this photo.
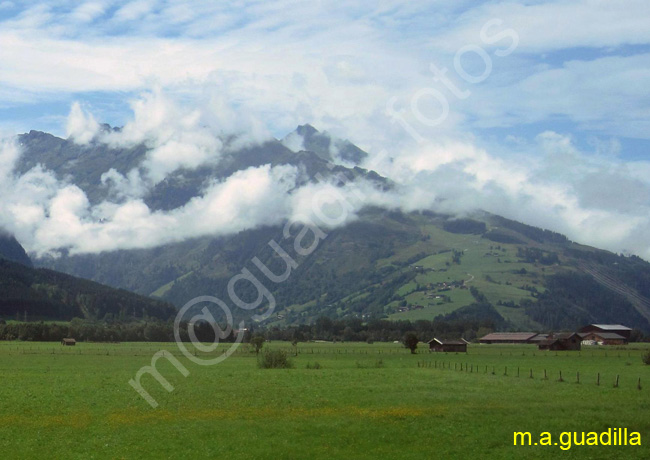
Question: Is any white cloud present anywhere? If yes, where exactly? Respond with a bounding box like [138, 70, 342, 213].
[435, 0, 650, 53]
[281, 131, 305, 153]
[66, 101, 100, 144]
[98, 90, 225, 184]
[71, 2, 107, 23]
[0, 142, 302, 255]
[113, 0, 155, 23]
[466, 54, 650, 139]
[100, 168, 148, 200]
[0, 135, 20, 181]
[359, 131, 650, 259]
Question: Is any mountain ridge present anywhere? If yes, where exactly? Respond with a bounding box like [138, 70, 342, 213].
[0, 234, 176, 322]
[9, 126, 650, 332]
[0, 232, 33, 267]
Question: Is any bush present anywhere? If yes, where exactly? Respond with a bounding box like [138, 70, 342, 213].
[250, 335, 265, 354]
[258, 350, 294, 369]
[643, 351, 650, 365]
[306, 362, 322, 369]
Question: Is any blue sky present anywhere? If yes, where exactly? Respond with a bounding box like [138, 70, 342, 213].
[0, 0, 648, 149]
[1, 0, 650, 258]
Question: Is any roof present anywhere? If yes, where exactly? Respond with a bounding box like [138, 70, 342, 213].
[529, 334, 548, 342]
[428, 338, 467, 346]
[583, 332, 626, 340]
[479, 332, 538, 341]
[551, 332, 579, 339]
[584, 324, 632, 331]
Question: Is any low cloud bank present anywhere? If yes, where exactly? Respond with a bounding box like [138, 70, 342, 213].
[1, 93, 650, 260]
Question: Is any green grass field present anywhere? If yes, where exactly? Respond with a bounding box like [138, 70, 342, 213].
[1, 341, 649, 459]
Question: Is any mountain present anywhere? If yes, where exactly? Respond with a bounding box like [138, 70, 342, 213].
[0, 235, 176, 322]
[38, 209, 650, 333]
[16, 126, 381, 212]
[0, 232, 32, 267]
[284, 124, 369, 164]
[15, 127, 650, 333]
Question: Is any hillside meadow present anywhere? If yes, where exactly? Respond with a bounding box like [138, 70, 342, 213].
[0, 341, 649, 459]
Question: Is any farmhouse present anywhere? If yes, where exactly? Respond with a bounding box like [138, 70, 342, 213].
[537, 332, 581, 351]
[479, 332, 539, 344]
[580, 332, 628, 345]
[61, 338, 76, 346]
[428, 338, 467, 353]
[579, 324, 632, 340]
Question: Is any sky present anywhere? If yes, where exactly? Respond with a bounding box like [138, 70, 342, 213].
[0, 0, 650, 259]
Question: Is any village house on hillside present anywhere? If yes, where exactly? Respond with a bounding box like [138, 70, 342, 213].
[579, 324, 632, 340]
[428, 338, 467, 353]
[479, 332, 539, 344]
[537, 332, 581, 351]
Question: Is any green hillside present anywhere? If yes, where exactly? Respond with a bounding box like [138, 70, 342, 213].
[0, 257, 176, 322]
[39, 209, 650, 332]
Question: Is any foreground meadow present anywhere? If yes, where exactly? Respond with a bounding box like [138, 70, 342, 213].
[0, 341, 648, 459]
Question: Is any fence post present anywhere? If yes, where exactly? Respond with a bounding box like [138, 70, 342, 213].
[504, 366, 507, 376]
[576, 371, 580, 384]
[558, 370, 563, 382]
[543, 369, 547, 380]
[614, 375, 619, 388]
[597, 373, 600, 386]
[638, 377, 642, 390]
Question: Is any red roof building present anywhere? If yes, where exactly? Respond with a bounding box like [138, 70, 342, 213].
[479, 332, 539, 344]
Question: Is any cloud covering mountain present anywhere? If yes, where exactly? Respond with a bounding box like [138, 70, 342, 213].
[0, 1, 649, 259]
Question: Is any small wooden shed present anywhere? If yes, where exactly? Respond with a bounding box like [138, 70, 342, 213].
[61, 338, 76, 346]
[428, 338, 467, 353]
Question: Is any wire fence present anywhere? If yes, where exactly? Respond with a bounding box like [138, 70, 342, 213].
[417, 359, 645, 391]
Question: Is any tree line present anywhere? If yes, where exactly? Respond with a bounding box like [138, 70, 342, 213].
[0, 314, 501, 344]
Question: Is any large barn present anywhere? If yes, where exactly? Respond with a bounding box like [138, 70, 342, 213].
[580, 331, 628, 345]
[479, 332, 539, 344]
[579, 324, 632, 340]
